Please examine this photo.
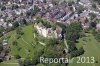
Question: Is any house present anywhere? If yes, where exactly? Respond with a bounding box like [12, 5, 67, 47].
[48, 3, 53, 7]
[96, 4, 100, 10]
[34, 22, 63, 39]
[34, 22, 55, 38]
[82, 22, 90, 29]
[80, 17, 90, 29]
[59, 0, 67, 8]
[0, 18, 8, 29]
[0, 51, 6, 61]
[2, 40, 9, 49]
[34, 22, 48, 37]
[3, 40, 8, 45]
[52, 8, 59, 16]
[54, 26, 63, 39]
[61, 12, 74, 22]
[79, 0, 90, 7]
[96, 23, 100, 30]
[96, 14, 100, 20]
[79, 11, 89, 19]
[8, 23, 13, 27]
[0, 19, 4, 26]
[3, 22, 7, 29]
[55, 10, 66, 19]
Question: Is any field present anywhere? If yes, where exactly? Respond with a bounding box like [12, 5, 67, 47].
[0, 60, 19, 66]
[68, 33, 100, 66]
[3, 25, 45, 58]
[0, 24, 45, 66]
[0, 24, 100, 66]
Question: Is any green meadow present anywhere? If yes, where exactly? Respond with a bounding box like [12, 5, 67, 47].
[0, 25, 100, 66]
[69, 33, 100, 66]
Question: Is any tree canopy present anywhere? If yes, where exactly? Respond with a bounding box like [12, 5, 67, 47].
[65, 22, 82, 42]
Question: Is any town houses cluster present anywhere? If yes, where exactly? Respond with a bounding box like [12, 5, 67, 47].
[34, 22, 63, 38]
[0, 0, 100, 36]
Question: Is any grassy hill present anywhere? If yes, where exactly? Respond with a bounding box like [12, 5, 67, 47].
[0, 24, 100, 66]
[2, 25, 45, 58]
[68, 33, 100, 66]
[0, 24, 46, 66]
[0, 60, 19, 66]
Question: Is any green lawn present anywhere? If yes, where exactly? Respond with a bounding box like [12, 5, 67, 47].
[0, 59, 19, 66]
[0, 24, 46, 66]
[0, 64, 19, 66]
[2, 25, 45, 58]
[68, 33, 100, 66]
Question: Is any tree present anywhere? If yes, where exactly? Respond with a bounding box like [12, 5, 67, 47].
[92, 3, 97, 9]
[0, 44, 3, 52]
[92, 0, 100, 4]
[68, 1, 74, 6]
[77, 5, 84, 14]
[12, 4, 19, 10]
[46, 38, 59, 46]
[33, 5, 40, 15]
[1, 6, 6, 11]
[35, 17, 43, 23]
[43, 44, 64, 58]
[90, 22, 97, 28]
[12, 41, 18, 46]
[17, 47, 22, 51]
[42, 20, 51, 28]
[65, 22, 82, 42]
[22, 19, 27, 25]
[14, 54, 21, 59]
[56, 22, 67, 33]
[32, 48, 44, 65]
[67, 40, 77, 52]
[65, 22, 84, 58]
[0, 39, 2, 44]
[70, 6, 74, 12]
[16, 28, 24, 35]
[19, 48, 44, 66]
[31, 55, 40, 65]
[52, 0, 60, 5]
[0, 29, 3, 37]
[43, 0, 46, 3]
[23, 59, 32, 66]
[12, 21, 19, 29]
[27, 5, 40, 17]
[78, 47, 84, 55]
[93, 30, 100, 42]
[89, 13, 96, 20]
[70, 47, 84, 57]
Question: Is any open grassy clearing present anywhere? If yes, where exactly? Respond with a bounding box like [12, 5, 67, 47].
[0, 59, 19, 66]
[0, 24, 45, 66]
[68, 33, 100, 66]
[2, 25, 45, 58]
[0, 63, 19, 66]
